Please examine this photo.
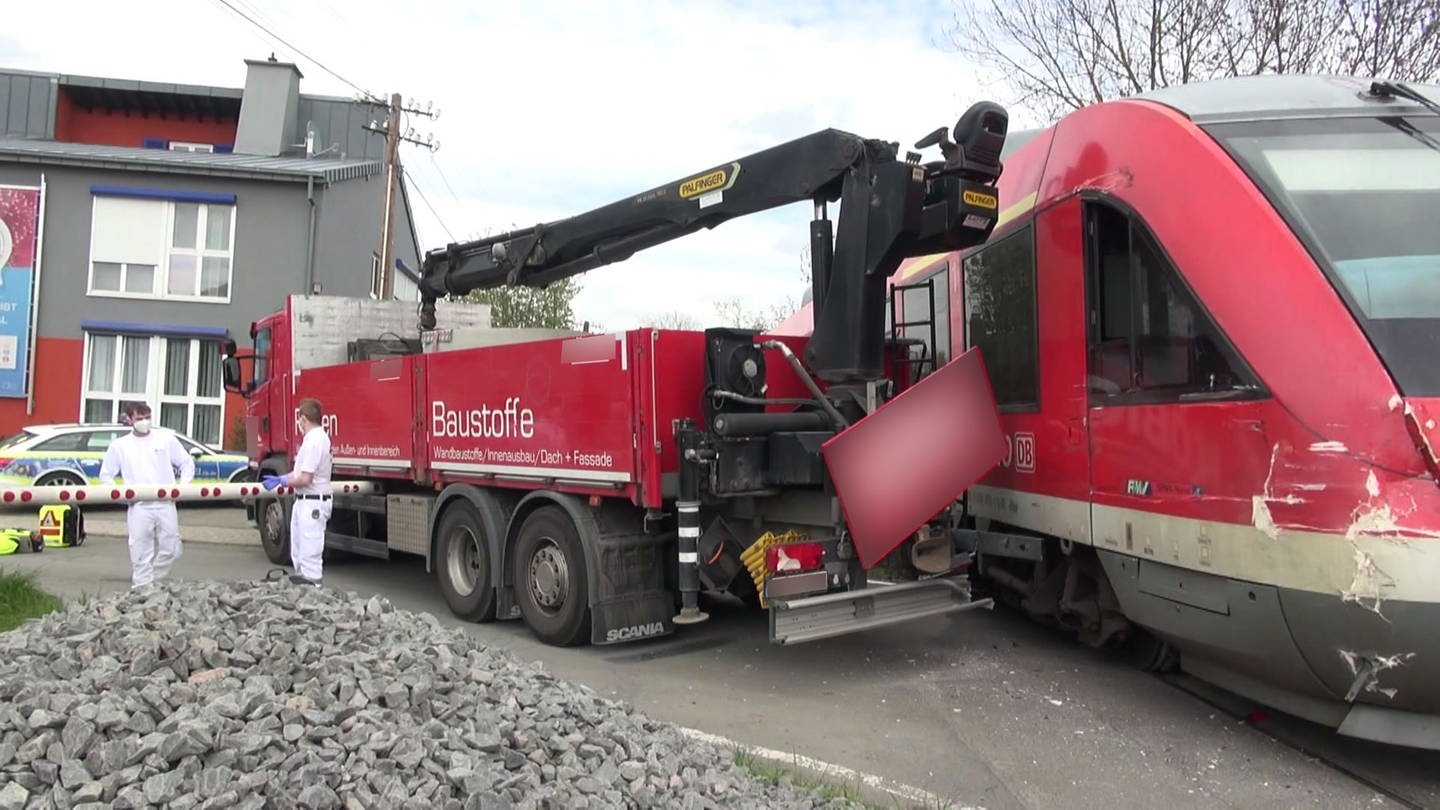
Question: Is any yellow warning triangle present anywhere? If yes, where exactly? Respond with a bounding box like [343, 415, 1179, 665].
[39, 512, 58, 527]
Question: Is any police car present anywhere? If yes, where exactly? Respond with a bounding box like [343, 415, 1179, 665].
[0, 423, 253, 487]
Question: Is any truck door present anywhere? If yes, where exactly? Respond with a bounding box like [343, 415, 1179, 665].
[245, 319, 287, 461]
[1080, 197, 1271, 564]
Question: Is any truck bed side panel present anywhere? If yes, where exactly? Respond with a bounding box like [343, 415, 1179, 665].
[423, 333, 638, 490]
[293, 357, 416, 479]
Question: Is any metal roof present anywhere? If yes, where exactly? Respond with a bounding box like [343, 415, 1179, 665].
[1132, 74, 1440, 124]
[0, 137, 382, 184]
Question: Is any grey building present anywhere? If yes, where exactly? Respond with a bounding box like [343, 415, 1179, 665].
[0, 58, 426, 448]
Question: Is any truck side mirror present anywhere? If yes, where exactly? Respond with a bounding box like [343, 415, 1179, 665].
[222, 356, 244, 395]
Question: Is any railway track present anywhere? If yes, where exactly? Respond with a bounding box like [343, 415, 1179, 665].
[1160, 671, 1440, 809]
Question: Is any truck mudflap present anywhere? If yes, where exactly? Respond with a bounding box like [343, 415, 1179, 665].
[767, 576, 994, 645]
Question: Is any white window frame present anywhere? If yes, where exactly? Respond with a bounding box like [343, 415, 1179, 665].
[86, 194, 237, 305]
[168, 142, 215, 153]
[78, 333, 228, 447]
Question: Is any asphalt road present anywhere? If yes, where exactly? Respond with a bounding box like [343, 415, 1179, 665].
[7, 527, 1437, 809]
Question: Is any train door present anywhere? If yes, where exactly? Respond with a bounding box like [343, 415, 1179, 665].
[962, 208, 1093, 546]
[1080, 195, 1272, 568]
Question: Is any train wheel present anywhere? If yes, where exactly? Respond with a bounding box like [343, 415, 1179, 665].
[258, 498, 291, 565]
[434, 499, 497, 622]
[1124, 628, 1181, 673]
[511, 505, 591, 647]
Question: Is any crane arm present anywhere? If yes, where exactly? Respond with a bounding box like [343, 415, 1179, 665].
[418, 128, 867, 306]
[417, 100, 1010, 385]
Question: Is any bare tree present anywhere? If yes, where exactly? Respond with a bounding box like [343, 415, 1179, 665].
[459, 222, 584, 329]
[943, 0, 1440, 123]
[646, 310, 703, 330]
[713, 297, 794, 331]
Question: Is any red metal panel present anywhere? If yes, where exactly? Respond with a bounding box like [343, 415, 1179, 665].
[821, 347, 1007, 569]
[422, 334, 638, 489]
[0, 338, 82, 435]
[1088, 400, 1277, 525]
[293, 357, 415, 479]
[638, 329, 706, 507]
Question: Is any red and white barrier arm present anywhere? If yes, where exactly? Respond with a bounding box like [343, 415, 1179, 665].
[0, 481, 381, 508]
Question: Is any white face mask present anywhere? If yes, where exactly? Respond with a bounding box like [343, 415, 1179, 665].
[132, 418, 151, 434]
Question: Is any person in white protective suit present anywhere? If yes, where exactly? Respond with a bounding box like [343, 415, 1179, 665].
[261, 396, 333, 586]
[98, 402, 194, 588]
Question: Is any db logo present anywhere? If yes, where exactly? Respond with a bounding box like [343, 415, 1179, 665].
[1002, 432, 1036, 474]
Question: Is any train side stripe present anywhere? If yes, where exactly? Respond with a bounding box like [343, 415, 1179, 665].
[970, 485, 1438, 604]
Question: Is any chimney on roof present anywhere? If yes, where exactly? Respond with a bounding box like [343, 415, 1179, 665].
[234, 58, 303, 157]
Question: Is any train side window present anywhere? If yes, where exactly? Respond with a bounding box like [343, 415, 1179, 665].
[963, 223, 1039, 410]
[1084, 199, 1263, 403]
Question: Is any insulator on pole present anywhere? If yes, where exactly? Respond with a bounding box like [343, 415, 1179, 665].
[0, 481, 381, 509]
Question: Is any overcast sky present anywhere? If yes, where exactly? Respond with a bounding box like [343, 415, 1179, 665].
[1, 0, 1036, 329]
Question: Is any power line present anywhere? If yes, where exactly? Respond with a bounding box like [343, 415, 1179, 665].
[404, 167, 456, 243]
[426, 150, 463, 206]
[209, 0, 379, 103]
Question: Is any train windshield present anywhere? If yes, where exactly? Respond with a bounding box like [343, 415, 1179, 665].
[1208, 113, 1440, 396]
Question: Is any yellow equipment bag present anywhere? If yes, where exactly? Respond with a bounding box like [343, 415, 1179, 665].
[38, 504, 85, 548]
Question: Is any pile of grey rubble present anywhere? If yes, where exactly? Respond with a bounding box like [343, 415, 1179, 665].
[0, 579, 863, 809]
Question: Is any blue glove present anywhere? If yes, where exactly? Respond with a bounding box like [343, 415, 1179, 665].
[261, 475, 285, 490]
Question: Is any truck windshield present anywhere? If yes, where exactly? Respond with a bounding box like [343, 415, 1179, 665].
[1206, 113, 1440, 396]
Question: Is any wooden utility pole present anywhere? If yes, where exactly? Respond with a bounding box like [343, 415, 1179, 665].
[364, 94, 438, 300]
[378, 92, 401, 300]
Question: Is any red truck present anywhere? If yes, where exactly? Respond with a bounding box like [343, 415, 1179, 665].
[222, 99, 1014, 647]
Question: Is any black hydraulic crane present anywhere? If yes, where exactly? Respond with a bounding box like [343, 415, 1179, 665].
[417, 100, 1010, 406]
[417, 101, 1014, 640]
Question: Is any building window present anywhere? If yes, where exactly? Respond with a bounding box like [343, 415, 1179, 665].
[168, 142, 215, 153]
[963, 223, 1040, 409]
[81, 333, 226, 446]
[87, 192, 235, 303]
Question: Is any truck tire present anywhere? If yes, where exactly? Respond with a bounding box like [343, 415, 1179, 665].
[258, 498, 291, 565]
[511, 505, 590, 647]
[434, 499, 497, 622]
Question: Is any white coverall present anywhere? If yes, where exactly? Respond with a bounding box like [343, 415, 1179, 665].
[289, 423, 333, 582]
[99, 427, 194, 587]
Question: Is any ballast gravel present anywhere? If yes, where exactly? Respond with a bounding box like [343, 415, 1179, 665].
[0, 579, 864, 810]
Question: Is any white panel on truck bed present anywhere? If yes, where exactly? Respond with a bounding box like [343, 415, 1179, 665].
[421, 327, 588, 353]
[288, 295, 492, 372]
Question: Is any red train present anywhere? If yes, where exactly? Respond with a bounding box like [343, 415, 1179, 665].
[777, 74, 1440, 749]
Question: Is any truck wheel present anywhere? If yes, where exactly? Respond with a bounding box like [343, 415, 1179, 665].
[512, 505, 590, 647]
[258, 498, 291, 565]
[434, 500, 497, 622]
